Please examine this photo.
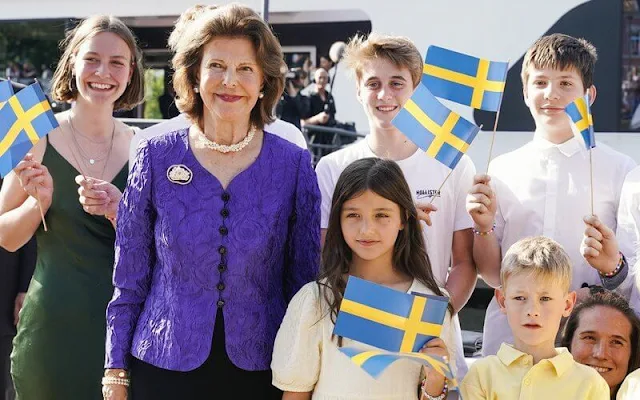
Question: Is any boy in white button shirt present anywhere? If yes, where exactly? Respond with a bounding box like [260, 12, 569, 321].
[466, 33, 636, 356]
[614, 166, 640, 317]
[315, 33, 477, 379]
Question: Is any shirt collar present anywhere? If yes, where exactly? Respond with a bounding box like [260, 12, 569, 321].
[531, 134, 584, 158]
[497, 344, 574, 376]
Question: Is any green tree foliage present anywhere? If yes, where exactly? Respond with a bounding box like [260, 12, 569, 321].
[0, 20, 65, 76]
[144, 69, 164, 119]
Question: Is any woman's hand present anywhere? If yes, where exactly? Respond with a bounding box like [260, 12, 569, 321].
[102, 369, 128, 400]
[419, 338, 449, 398]
[13, 153, 53, 210]
[102, 383, 127, 400]
[75, 175, 122, 220]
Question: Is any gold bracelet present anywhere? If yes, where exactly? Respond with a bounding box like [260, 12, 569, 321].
[101, 376, 130, 387]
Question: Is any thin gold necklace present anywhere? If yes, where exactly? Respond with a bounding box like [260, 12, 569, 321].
[67, 114, 115, 165]
[66, 115, 115, 180]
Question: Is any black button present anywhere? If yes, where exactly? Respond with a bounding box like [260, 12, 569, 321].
[218, 264, 227, 272]
[219, 226, 228, 236]
[217, 283, 225, 291]
[220, 208, 230, 218]
[221, 192, 230, 202]
[217, 299, 225, 307]
[218, 246, 226, 255]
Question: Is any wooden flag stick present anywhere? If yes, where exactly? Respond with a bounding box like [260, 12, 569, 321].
[35, 188, 48, 232]
[485, 59, 510, 174]
[429, 168, 454, 205]
[589, 148, 594, 216]
[485, 109, 501, 173]
[429, 123, 485, 205]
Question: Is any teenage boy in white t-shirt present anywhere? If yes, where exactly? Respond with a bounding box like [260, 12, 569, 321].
[315, 33, 478, 379]
[466, 33, 636, 356]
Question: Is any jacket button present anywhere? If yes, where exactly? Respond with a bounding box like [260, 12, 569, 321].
[218, 264, 227, 272]
[217, 283, 225, 291]
[218, 246, 226, 255]
[221, 192, 230, 202]
[220, 208, 230, 218]
[219, 226, 228, 236]
[217, 299, 225, 307]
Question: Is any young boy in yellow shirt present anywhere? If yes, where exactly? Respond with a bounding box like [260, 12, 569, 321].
[617, 368, 640, 400]
[460, 236, 609, 399]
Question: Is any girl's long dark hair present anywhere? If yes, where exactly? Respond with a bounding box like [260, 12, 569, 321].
[317, 158, 450, 325]
[561, 290, 640, 397]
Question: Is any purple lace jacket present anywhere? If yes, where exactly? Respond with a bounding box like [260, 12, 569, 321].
[105, 129, 320, 372]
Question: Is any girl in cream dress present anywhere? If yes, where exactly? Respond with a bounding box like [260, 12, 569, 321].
[272, 158, 458, 400]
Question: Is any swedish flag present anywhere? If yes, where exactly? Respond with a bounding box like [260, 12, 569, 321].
[340, 347, 457, 385]
[0, 82, 58, 177]
[423, 45, 508, 112]
[565, 94, 595, 149]
[333, 276, 448, 353]
[0, 80, 14, 109]
[393, 84, 480, 169]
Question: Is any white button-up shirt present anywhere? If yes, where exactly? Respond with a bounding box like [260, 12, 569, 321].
[615, 165, 640, 316]
[482, 135, 636, 356]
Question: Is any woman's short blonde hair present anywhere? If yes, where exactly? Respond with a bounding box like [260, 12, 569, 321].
[171, 3, 286, 130]
[343, 33, 423, 89]
[50, 15, 144, 111]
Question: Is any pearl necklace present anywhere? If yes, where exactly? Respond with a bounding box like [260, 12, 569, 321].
[198, 126, 256, 153]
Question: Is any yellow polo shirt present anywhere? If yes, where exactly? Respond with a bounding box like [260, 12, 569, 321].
[461, 344, 609, 400]
[617, 368, 640, 400]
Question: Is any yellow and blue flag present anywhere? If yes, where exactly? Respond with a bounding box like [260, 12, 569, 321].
[334, 276, 457, 386]
[0, 80, 14, 109]
[565, 94, 595, 149]
[0, 82, 58, 177]
[423, 45, 508, 112]
[392, 84, 480, 169]
[333, 276, 449, 353]
[340, 347, 457, 385]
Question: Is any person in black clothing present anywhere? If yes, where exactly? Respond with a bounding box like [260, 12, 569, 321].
[303, 68, 335, 127]
[275, 68, 309, 129]
[0, 237, 35, 400]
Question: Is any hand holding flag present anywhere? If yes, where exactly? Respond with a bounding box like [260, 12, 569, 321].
[333, 276, 458, 390]
[0, 82, 58, 231]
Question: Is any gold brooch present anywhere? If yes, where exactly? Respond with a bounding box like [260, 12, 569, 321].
[166, 164, 193, 185]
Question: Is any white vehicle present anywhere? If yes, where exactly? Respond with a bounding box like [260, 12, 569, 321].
[2, 0, 637, 164]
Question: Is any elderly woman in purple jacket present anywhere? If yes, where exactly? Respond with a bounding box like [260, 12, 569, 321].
[102, 4, 320, 400]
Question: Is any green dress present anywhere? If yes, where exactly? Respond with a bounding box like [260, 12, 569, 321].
[11, 141, 128, 400]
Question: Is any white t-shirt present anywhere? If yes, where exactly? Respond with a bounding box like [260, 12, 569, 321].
[129, 114, 308, 166]
[615, 165, 640, 317]
[315, 135, 476, 379]
[482, 135, 637, 356]
[316, 136, 475, 284]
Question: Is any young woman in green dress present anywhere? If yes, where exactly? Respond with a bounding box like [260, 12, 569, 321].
[0, 16, 144, 400]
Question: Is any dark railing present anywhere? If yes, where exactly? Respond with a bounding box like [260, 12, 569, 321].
[119, 118, 367, 167]
[302, 124, 366, 166]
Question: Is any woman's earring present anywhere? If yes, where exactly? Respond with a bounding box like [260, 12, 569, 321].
[193, 86, 199, 93]
[258, 92, 264, 99]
